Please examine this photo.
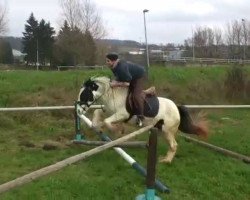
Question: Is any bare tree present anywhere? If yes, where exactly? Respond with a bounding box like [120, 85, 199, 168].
[213, 27, 224, 58]
[0, 1, 8, 35]
[234, 21, 242, 47]
[214, 27, 223, 46]
[226, 20, 243, 59]
[193, 26, 213, 57]
[59, 0, 106, 39]
[241, 19, 249, 60]
[59, 0, 81, 29]
[183, 19, 250, 59]
[247, 21, 250, 45]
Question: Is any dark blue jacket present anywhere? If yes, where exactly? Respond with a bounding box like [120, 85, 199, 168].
[111, 60, 145, 82]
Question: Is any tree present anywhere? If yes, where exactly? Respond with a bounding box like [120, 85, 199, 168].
[183, 26, 225, 59]
[22, 13, 55, 66]
[183, 19, 250, 60]
[54, 20, 97, 66]
[0, 1, 7, 35]
[59, 0, 106, 39]
[54, 21, 75, 65]
[183, 38, 193, 57]
[213, 27, 224, 58]
[22, 13, 39, 65]
[37, 19, 55, 65]
[53, 21, 84, 66]
[84, 30, 96, 65]
[0, 39, 14, 64]
[58, 0, 107, 66]
[227, 19, 250, 60]
[226, 20, 243, 59]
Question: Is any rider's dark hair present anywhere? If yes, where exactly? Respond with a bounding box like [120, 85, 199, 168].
[106, 52, 119, 61]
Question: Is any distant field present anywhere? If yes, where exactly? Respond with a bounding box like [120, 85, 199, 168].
[0, 66, 249, 199]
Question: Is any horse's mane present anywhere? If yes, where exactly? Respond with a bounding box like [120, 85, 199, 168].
[91, 76, 110, 85]
[91, 76, 128, 99]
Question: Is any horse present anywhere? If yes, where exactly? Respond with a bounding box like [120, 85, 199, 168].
[78, 76, 208, 163]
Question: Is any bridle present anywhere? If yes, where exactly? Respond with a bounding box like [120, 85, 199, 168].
[79, 80, 105, 111]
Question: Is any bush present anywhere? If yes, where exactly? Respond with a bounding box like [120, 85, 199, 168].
[224, 65, 247, 101]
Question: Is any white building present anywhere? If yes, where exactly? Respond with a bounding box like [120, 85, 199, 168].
[12, 49, 26, 62]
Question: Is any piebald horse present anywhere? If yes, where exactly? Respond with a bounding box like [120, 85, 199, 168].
[78, 76, 208, 163]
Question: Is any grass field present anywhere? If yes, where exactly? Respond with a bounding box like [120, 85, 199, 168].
[0, 66, 249, 199]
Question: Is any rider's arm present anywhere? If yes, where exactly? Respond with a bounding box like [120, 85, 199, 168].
[110, 80, 130, 88]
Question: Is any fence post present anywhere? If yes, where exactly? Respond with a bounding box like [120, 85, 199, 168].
[75, 102, 83, 141]
[136, 128, 162, 200]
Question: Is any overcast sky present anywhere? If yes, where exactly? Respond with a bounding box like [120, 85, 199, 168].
[3, 0, 250, 44]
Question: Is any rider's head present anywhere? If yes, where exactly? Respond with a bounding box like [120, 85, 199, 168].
[106, 52, 119, 68]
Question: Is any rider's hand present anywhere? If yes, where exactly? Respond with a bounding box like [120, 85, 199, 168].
[110, 80, 118, 88]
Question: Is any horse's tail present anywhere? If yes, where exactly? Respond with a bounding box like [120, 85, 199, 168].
[177, 105, 209, 138]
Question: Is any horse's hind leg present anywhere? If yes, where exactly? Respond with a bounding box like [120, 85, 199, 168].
[159, 125, 178, 163]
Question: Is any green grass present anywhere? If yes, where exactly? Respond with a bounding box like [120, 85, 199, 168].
[0, 66, 249, 199]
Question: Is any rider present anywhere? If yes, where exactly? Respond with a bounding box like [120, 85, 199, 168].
[105, 52, 147, 126]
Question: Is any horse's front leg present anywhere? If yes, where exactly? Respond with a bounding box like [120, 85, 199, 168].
[103, 111, 129, 135]
[92, 109, 105, 129]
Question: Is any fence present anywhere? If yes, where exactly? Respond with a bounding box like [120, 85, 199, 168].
[165, 57, 250, 65]
[1, 105, 250, 112]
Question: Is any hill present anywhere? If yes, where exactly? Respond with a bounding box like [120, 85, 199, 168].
[3, 36, 165, 52]
[3, 36, 23, 51]
[3, 36, 143, 52]
[98, 39, 141, 47]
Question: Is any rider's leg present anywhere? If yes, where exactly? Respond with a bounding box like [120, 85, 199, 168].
[131, 76, 145, 126]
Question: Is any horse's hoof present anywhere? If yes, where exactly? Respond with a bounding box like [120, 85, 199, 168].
[159, 156, 172, 164]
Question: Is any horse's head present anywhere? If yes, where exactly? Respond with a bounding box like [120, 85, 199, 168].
[78, 76, 110, 108]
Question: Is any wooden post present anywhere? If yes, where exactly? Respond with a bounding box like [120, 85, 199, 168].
[146, 128, 158, 189]
[136, 128, 163, 200]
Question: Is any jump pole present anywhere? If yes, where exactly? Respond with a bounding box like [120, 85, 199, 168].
[0, 125, 152, 194]
[73, 140, 147, 148]
[76, 104, 170, 193]
[180, 134, 250, 163]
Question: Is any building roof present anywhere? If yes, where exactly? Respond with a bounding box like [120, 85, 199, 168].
[12, 49, 26, 57]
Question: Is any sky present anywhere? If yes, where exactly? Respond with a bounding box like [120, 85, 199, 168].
[3, 0, 250, 44]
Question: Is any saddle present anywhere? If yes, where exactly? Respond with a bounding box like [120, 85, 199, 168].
[125, 86, 159, 119]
